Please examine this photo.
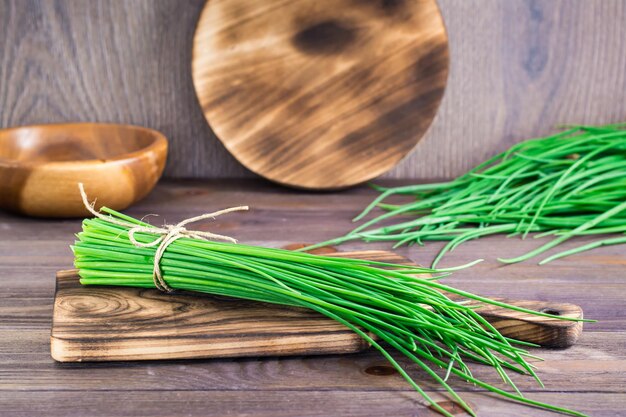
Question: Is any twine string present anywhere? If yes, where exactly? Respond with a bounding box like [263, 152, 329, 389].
[78, 183, 248, 292]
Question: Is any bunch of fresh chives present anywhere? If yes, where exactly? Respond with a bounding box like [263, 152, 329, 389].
[305, 123, 626, 266]
[73, 207, 587, 417]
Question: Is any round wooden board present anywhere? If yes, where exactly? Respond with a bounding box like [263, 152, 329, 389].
[192, 0, 449, 189]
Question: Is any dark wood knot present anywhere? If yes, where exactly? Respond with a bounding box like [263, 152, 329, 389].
[540, 307, 561, 316]
[427, 400, 466, 415]
[292, 20, 357, 55]
[364, 364, 397, 376]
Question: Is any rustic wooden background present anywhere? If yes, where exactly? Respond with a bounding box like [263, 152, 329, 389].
[0, 0, 625, 180]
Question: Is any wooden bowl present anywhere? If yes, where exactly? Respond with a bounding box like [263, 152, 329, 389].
[0, 123, 168, 217]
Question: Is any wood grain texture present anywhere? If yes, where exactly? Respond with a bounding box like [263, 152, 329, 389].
[1, 180, 625, 416]
[5, 330, 626, 392]
[51, 268, 370, 362]
[50, 250, 582, 362]
[0, 0, 250, 179]
[192, 0, 448, 189]
[1, 1, 625, 181]
[2, 391, 626, 417]
[0, 123, 167, 217]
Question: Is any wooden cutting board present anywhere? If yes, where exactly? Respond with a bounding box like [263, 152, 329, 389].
[51, 250, 583, 362]
[191, 0, 448, 189]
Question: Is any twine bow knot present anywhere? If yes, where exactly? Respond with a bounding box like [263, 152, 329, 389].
[78, 183, 248, 292]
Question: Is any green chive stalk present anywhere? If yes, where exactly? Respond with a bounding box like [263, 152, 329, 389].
[304, 123, 626, 266]
[73, 208, 589, 417]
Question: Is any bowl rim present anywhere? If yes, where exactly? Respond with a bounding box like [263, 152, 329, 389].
[0, 122, 168, 169]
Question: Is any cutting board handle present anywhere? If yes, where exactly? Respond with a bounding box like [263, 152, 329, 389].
[471, 298, 583, 348]
[313, 246, 585, 348]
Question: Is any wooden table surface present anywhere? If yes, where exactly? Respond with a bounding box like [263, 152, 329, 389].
[1, 180, 624, 417]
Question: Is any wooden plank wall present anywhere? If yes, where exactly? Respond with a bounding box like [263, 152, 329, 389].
[0, 0, 625, 180]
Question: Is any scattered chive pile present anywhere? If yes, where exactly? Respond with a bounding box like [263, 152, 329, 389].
[305, 123, 626, 266]
[73, 208, 587, 417]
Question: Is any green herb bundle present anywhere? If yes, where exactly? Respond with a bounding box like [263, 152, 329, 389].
[73, 207, 587, 417]
[306, 123, 626, 266]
